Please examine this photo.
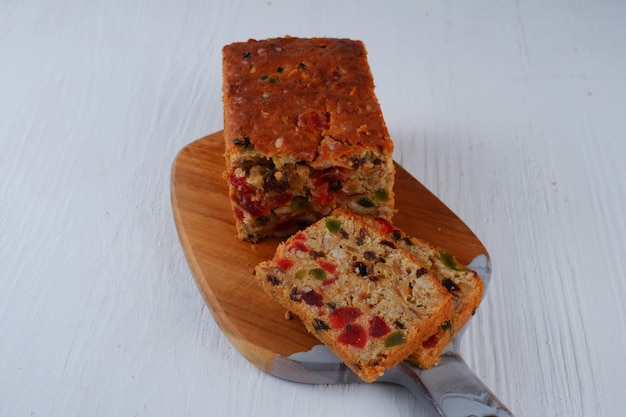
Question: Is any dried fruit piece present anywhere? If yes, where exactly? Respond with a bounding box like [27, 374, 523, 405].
[353, 261, 369, 277]
[316, 260, 338, 273]
[264, 169, 289, 193]
[313, 167, 346, 192]
[267, 274, 281, 286]
[442, 278, 460, 292]
[441, 320, 453, 332]
[369, 316, 391, 338]
[292, 232, 307, 242]
[313, 319, 330, 331]
[290, 288, 301, 301]
[380, 240, 396, 249]
[439, 250, 466, 271]
[291, 196, 311, 211]
[338, 324, 367, 348]
[275, 257, 294, 271]
[229, 174, 268, 217]
[373, 188, 389, 202]
[324, 217, 342, 233]
[372, 217, 394, 234]
[322, 278, 337, 286]
[422, 333, 439, 349]
[302, 290, 323, 307]
[233, 208, 244, 221]
[309, 268, 327, 280]
[384, 331, 406, 347]
[329, 307, 363, 329]
[416, 267, 428, 278]
[288, 240, 309, 253]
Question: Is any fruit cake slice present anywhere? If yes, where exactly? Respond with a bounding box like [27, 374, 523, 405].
[253, 208, 452, 382]
[222, 37, 395, 242]
[364, 216, 484, 368]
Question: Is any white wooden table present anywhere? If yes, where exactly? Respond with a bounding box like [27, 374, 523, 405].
[2, 1, 625, 416]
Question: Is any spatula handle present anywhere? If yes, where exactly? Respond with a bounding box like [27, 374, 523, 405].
[393, 352, 515, 416]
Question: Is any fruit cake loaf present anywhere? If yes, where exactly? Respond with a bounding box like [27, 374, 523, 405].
[364, 216, 484, 368]
[222, 37, 395, 242]
[253, 208, 452, 382]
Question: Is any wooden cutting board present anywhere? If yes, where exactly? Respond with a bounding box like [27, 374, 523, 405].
[170, 131, 488, 374]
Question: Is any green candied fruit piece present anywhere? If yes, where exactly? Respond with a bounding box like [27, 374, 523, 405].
[295, 270, 307, 280]
[384, 331, 406, 348]
[292, 196, 311, 211]
[309, 268, 327, 280]
[357, 198, 375, 208]
[372, 188, 389, 202]
[324, 217, 342, 233]
[441, 320, 453, 333]
[439, 250, 467, 271]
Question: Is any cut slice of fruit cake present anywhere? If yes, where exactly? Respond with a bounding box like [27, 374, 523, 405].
[222, 37, 395, 242]
[364, 216, 484, 369]
[253, 208, 452, 382]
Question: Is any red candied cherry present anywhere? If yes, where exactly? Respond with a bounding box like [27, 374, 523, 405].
[292, 232, 308, 242]
[229, 174, 268, 217]
[368, 316, 391, 338]
[275, 257, 294, 272]
[422, 333, 440, 349]
[372, 217, 394, 234]
[338, 324, 367, 348]
[312, 167, 346, 190]
[271, 192, 293, 207]
[329, 306, 362, 329]
[301, 290, 324, 307]
[316, 260, 338, 274]
[233, 208, 244, 221]
[314, 188, 331, 206]
[311, 166, 346, 206]
[322, 278, 337, 286]
[288, 240, 309, 252]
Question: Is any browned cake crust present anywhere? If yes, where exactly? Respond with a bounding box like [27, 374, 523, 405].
[363, 216, 484, 368]
[222, 37, 395, 242]
[253, 209, 452, 382]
